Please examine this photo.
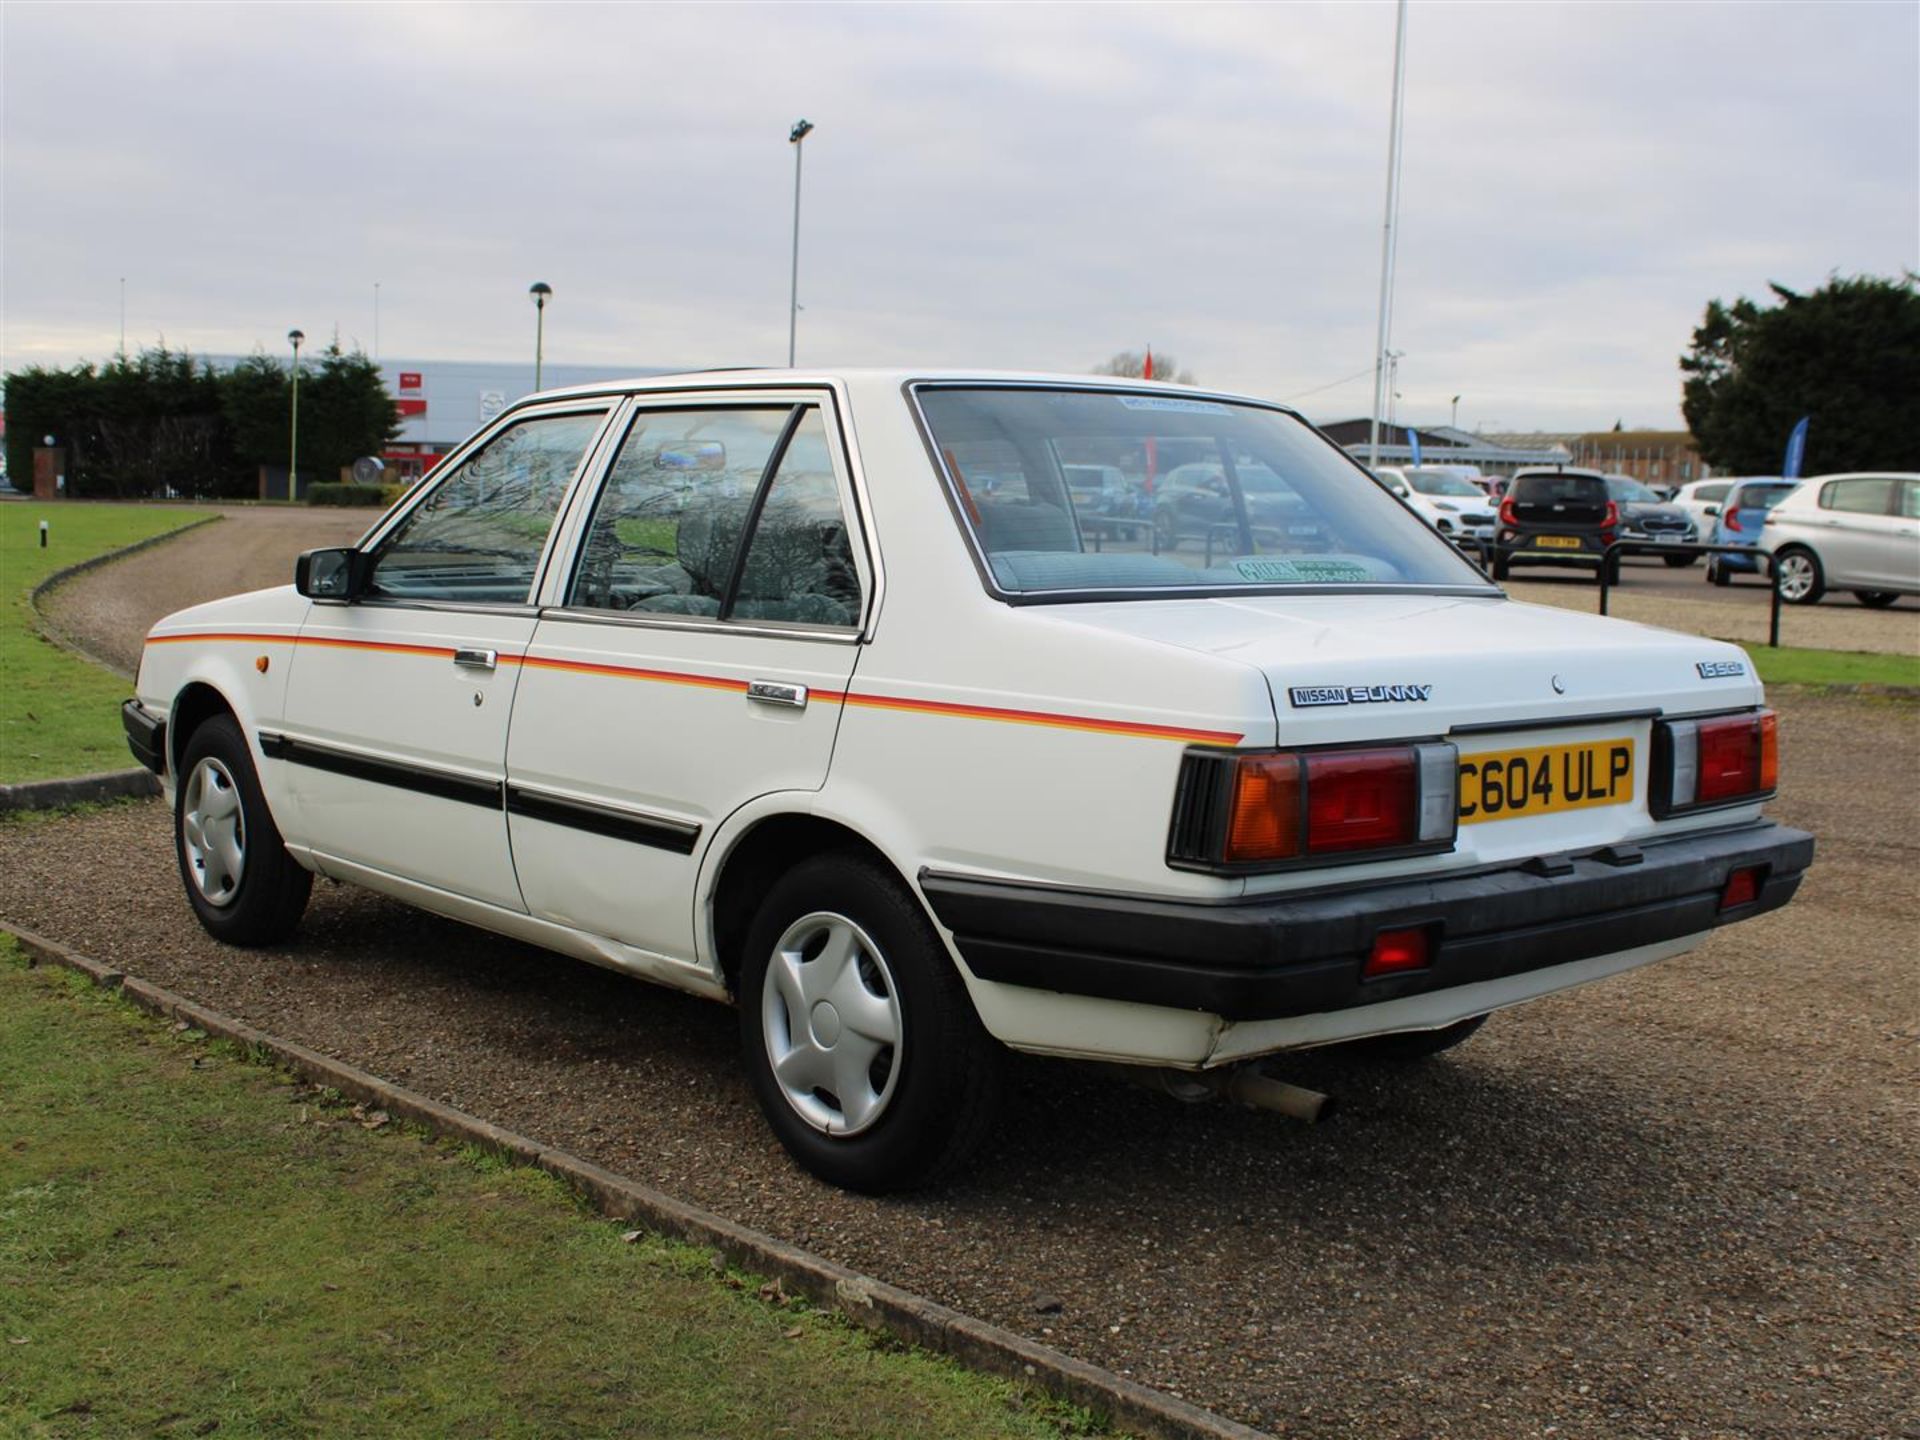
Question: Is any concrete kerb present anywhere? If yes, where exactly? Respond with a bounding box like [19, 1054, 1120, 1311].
[0, 768, 161, 814]
[4, 922, 1272, 1440]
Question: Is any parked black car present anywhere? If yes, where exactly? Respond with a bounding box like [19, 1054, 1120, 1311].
[1492, 467, 1620, 581]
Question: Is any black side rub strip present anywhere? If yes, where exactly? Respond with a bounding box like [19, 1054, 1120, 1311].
[921, 820, 1814, 1022]
[504, 786, 700, 855]
[257, 733, 502, 810]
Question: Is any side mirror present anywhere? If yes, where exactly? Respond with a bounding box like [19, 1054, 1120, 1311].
[1704, 505, 1721, 518]
[296, 547, 371, 601]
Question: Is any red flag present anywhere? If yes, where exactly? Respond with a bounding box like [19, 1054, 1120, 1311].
[1143, 346, 1154, 381]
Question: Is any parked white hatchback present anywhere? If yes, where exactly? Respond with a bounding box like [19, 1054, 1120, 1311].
[126, 371, 1813, 1190]
[1758, 472, 1920, 606]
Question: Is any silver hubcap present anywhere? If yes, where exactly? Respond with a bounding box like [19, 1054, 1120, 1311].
[1778, 554, 1815, 599]
[761, 912, 902, 1136]
[182, 757, 246, 906]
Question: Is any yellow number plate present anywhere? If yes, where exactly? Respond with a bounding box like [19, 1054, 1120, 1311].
[1459, 738, 1635, 825]
[1533, 534, 1583, 549]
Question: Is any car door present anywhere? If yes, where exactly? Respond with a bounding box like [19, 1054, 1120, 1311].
[504, 390, 869, 965]
[276, 402, 617, 909]
[1892, 479, 1920, 589]
[1817, 477, 1900, 587]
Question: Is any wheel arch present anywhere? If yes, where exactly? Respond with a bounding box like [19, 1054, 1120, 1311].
[705, 812, 909, 995]
[168, 681, 241, 777]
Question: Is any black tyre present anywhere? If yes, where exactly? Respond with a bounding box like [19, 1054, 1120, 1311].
[1707, 557, 1731, 587]
[1490, 550, 1511, 581]
[1663, 553, 1699, 568]
[175, 714, 312, 945]
[1853, 590, 1900, 609]
[738, 853, 1005, 1193]
[1153, 508, 1179, 553]
[1774, 547, 1825, 605]
[1332, 1014, 1488, 1060]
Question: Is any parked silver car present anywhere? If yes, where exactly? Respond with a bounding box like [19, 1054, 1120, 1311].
[1759, 472, 1920, 606]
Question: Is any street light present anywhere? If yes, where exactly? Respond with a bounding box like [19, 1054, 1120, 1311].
[1451, 394, 1461, 430]
[287, 328, 305, 494]
[529, 281, 552, 392]
[787, 118, 814, 368]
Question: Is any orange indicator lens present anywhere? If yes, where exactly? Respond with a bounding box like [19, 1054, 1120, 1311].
[1225, 755, 1302, 862]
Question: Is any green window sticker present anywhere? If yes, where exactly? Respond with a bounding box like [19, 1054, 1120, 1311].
[1232, 557, 1372, 583]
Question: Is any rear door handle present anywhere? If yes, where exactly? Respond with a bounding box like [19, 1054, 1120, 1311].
[454, 648, 498, 672]
[747, 680, 808, 709]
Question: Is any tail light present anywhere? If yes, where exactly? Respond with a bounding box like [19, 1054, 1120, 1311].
[1652, 709, 1777, 817]
[1725, 508, 1743, 532]
[1169, 742, 1458, 871]
[1604, 500, 1620, 528]
[1498, 497, 1518, 526]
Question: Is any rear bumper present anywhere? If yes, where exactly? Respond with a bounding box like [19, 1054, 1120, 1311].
[921, 821, 1813, 1023]
[122, 699, 166, 775]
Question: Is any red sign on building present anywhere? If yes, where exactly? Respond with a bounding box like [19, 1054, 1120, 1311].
[398, 372, 423, 393]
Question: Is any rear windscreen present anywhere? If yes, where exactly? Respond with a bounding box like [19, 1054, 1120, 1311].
[915, 386, 1492, 597]
[1513, 475, 1607, 504]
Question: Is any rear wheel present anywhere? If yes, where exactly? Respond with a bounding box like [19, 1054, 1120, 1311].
[1706, 556, 1731, 586]
[1332, 1014, 1488, 1060]
[1663, 553, 1698, 568]
[1853, 591, 1900, 609]
[1490, 550, 1511, 581]
[1153, 508, 1179, 553]
[175, 714, 312, 945]
[738, 853, 1005, 1192]
[1774, 547, 1825, 604]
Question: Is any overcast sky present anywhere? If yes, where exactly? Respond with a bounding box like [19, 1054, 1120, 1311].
[4, 1, 1914, 431]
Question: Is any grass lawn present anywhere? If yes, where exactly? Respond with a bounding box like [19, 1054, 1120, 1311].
[0, 945, 1099, 1440]
[1, 503, 215, 784]
[1742, 643, 1920, 690]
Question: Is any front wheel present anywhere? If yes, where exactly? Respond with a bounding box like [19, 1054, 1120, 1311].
[739, 853, 1005, 1192]
[175, 714, 312, 945]
[1663, 552, 1699, 568]
[1853, 590, 1900, 609]
[1774, 547, 1825, 605]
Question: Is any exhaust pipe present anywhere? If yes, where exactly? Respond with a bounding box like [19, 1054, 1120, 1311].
[1098, 1063, 1335, 1124]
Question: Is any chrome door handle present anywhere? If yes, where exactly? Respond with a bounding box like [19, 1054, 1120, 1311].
[747, 680, 808, 709]
[454, 648, 498, 672]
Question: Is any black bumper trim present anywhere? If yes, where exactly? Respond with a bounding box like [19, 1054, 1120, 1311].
[122, 700, 166, 775]
[257, 732, 503, 810]
[920, 821, 1813, 1021]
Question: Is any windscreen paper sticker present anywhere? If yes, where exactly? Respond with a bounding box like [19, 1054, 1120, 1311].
[1113, 396, 1231, 415]
[1231, 557, 1373, 584]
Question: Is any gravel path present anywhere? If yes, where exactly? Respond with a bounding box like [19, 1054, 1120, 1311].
[37, 507, 371, 678]
[4, 689, 1914, 1439]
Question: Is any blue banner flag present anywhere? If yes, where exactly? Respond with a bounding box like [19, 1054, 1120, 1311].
[1782, 416, 1810, 480]
[1407, 428, 1423, 467]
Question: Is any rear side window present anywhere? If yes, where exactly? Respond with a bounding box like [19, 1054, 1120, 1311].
[1821, 478, 1897, 515]
[1512, 474, 1606, 504]
[1695, 483, 1729, 503]
[1900, 480, 1920, 520]
[1733, 484, 1796, 511]
[569, 405, 860, 629]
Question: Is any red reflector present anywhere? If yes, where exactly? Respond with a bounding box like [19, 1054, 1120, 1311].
[1720, 866, 1763, 910]
[1697, 714, 1767, 802]
[1304, 748, 1417, 854]
[1365, 926, 1431, 979]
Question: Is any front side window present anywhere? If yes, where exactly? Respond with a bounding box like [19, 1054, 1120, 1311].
[916, 387, 1487, 597]
[369, 410, 608, 603]
[569, 405, 861, 628]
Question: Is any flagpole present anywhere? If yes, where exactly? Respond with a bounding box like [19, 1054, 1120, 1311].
[1367, 0, 1409, 470]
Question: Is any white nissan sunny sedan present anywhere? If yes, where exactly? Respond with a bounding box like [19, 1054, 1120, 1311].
[125, 371, 1813, 1191]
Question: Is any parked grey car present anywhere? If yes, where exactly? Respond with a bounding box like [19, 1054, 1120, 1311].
[1759, 473, 1920, 606]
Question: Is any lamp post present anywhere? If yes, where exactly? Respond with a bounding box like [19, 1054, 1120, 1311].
[1450, 394, 1461, 430]
[1366, 0, 1410, 469]
[787, 118, 814, 368]
[529, 281, 552, 392]
[287, 328, 305, 494]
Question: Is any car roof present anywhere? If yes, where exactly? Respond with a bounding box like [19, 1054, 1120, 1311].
[516, 368, 1299, 410]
